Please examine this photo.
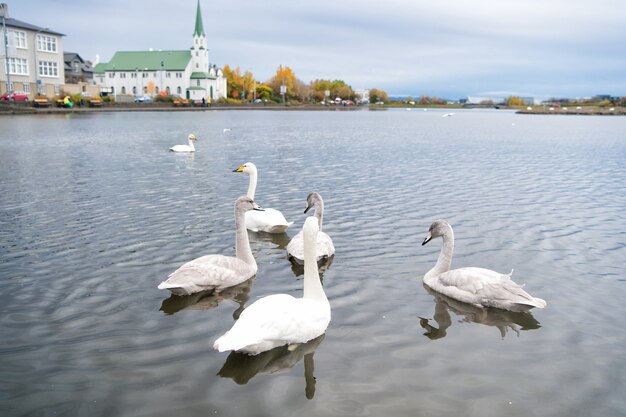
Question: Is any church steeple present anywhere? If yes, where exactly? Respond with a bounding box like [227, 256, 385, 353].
[193, 0, 205, 37]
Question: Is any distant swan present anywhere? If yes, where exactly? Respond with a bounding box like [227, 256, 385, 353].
[287, 192, 335, 263]
[233, 162, 293, 233]
[170, 133, 197, 152]
[157, 196, 260, 295]
[214, 216, 331, 355]
[421, 219, 546, 312]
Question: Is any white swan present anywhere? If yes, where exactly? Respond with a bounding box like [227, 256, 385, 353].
[421, 219, 546, 312]
[214, 216, 331, 355]
[287, 192, 335, 263]
[157, 196, 260, 296]
[170, 133, 197, 152]
[233, 162, 293, 233]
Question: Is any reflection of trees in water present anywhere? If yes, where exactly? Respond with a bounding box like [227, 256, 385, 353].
[159, 278, 255, 319]
[419, 285, 542, 340]
[218, 334, 325, 399]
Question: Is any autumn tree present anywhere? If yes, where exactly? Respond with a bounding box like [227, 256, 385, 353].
[309, 79, 355, 102]
[266, 65, 308, 101]
[369, 88, 389, 103]
[506, 96, 523, 106]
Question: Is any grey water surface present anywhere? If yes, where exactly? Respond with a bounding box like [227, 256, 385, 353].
[1, 109, 625, 417]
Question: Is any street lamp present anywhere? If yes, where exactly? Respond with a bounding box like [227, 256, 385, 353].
[1, 7, 11, 95]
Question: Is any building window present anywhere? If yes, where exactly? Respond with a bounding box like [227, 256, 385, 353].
[131, 72, 137, 78]
[142, 72, 148, 78]
[111, 87, 115, 94]
[120, 73, 126, 78]
[155, 87, 159, 94]
[197, 79, 200, 86]
[121, 86, 126, 94]
[195, 63, 198, 69]
[177, 86, 181, 94]
[36, 34, 57, 53]
[166, 72, 171, 78]
[23, 83, 30, 93]
[7, 58, 28, 75]
[143, 86, 147, 94]
[153, 72, 156, 77]
[176, 72, 182, 78]
[108, 72, 115, 78]
[73, 61, 80, 73]
[8, 30, 27, 49]
[166, 86, 170, 94]
[54, 85, 60, 95]
[132, 86, 137, 94]
[38, 61, 58, 77]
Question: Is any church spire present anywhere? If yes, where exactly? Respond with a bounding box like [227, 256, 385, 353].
[193, 0, 205, 37]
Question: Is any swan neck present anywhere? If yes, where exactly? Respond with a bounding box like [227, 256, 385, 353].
[188, 138, 195, 151]
[246, 170, 257, 200]
[315, 201, 324, 230]
[303, 231, 328, 303]
[235, 208, 255, 267]
[426, 231, 454, 281]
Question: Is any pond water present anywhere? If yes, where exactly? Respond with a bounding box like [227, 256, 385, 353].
[1, 109, 625, 417]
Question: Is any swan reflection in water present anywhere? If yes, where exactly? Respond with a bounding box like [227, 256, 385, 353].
[160, 277, 255, 319]
[419, 285, 542, 340]
[218, 335, 325, 399]
[289, 255, 334, 278]
[248, 230, 291, 250]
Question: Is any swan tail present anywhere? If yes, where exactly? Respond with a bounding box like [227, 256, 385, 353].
[213, 332, 250, 353]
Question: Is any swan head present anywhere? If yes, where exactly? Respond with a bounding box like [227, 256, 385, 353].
[422, 219, 452, 246]
[234, 196, 263, 212]
[188, 134, 197, 141]
[304, 192, 322, 213]
[232, 162, 256, 175]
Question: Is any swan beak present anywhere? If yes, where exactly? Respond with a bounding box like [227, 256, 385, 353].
[233, 165, 245, 172]
[304, 204, 313, 214]
[422, 232, 432, 246]
[253, 206, 265, 212]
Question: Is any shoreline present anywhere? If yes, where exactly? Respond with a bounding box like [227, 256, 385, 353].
[1, 102, 624, 116]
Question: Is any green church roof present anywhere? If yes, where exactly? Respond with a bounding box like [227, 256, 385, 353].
[193, 0, 205, 36]
[94, 63, 107, 74]
[190, 71, 216, 80]
[105, 51, 191, 71]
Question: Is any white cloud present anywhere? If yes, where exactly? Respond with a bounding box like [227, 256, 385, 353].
[10, 0, 626, 97]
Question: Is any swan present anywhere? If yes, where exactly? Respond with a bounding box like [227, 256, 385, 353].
[421, 219, 546, 312]
[233, 162, 293, 233]
[214, 216, 331, 355]
[287, 192, 335, 263]
[170, 133, 197, 152]
[157, 196, 261, 296]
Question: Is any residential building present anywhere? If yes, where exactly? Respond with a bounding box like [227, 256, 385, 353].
[96, 0, 226, 101]
[64, 52, 93, 84]
[0, 3, 65, 98]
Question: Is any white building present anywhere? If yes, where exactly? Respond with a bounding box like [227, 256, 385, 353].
[96, 0, 226, 101]
[0, 3, 65, 98]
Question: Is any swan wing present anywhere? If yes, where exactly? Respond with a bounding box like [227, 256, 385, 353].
[287, 231, 334, 261]
[214, 295, 330, 353]
[435, 267, 546, 310]
[159, 255, 255, 295]
[246, 208, 293, 233]
[170, 145, 192, 152]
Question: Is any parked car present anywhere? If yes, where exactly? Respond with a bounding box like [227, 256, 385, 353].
[0, 91, 29, 101]
[134, 94, 153, 103]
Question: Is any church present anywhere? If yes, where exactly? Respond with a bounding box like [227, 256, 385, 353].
[95, 0, 227, 101]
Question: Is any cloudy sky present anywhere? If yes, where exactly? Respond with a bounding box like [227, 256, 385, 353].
[8, 0, 626, 99]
